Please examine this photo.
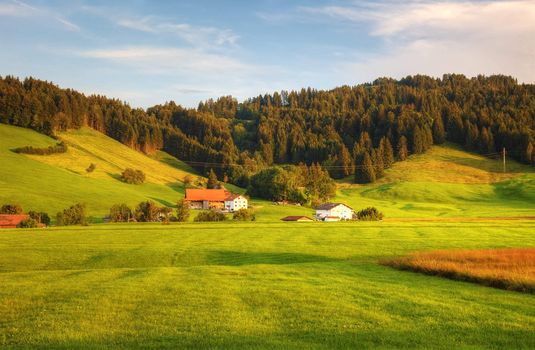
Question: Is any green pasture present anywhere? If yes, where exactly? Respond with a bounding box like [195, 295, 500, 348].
[1, 221, 534, 349]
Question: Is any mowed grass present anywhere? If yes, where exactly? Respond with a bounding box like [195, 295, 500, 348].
[1, 221, 534, 349]
[382, 248, 535, 293]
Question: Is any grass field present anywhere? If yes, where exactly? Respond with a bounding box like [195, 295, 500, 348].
[382, 248, 535, 293]
[1, 221, 534, 349]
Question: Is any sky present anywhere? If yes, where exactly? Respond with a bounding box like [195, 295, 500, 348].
[1, 0, 534, 108]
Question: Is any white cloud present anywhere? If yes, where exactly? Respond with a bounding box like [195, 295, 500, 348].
[79, 46, 253, 74]
[301, 1, 535, 83]
[0, 0, 79, 31]
[115, 16, 239, 47]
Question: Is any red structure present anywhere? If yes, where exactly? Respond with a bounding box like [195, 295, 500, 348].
[0, 214, 30, 228]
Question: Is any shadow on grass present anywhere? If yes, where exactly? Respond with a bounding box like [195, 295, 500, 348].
[439, 154, 527, 174]
[150, 197, 175, 208]
[205, 250, 338, 266]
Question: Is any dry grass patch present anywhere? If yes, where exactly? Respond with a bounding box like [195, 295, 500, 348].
[382, 248, 535, 293]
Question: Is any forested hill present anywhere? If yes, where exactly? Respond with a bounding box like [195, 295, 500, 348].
[1, 74, 533, 185]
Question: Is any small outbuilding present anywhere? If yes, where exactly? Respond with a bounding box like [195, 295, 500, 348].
[281, 216, 314, 222]
[0, 214, 30, 228]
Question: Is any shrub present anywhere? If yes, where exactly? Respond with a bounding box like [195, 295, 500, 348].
[121, 168, 146, 184]
[232, 209, 255, 221]
[160, 207, 173, 224]
[17, 218, 38, 228]
[134, 201, 160, 222]
[28, 211, 50, 226]
[194, 210, 227, 222]
[56, 203, 86, 226]
[356, 207, 384, 221]
[0, 204, 23, 214]
[176, 199, 190, 222]
[109, 204, 132, 222]
[86, 163, 96, 173]
[13, 141, 67, 155]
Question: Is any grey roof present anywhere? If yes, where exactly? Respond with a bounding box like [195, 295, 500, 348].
[315, 202, 352, 210]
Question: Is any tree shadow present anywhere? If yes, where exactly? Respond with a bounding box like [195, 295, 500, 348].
[106, 172, 123, 181]
[149, 197, 176, 208]
[439, 155, 529, 174]
[205, 250, 338, 266]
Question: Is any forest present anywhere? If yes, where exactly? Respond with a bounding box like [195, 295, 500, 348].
[0, 74, 533, 186]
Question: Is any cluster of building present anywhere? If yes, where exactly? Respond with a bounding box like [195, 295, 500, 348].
[0, 214, 45, 228]
[184, 188, 248, 212]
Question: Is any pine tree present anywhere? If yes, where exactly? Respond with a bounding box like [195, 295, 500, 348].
[381, 137, 395, 168]
[397, 136, 409, 161]
[412, 126, 424, 154]
[372, 148, 384, 178]
[526, 142, 534, 165]
[432, 116, 445, 144]
[355, 151, 376, 184]
[207, 168, 218, 189]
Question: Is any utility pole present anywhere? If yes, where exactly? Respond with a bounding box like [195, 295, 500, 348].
[502, 147, 506, 173]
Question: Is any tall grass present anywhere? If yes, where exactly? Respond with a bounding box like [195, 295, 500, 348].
[382, 248, 535, 293]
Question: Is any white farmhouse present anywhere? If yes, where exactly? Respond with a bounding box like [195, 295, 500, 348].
[224, 194, 248, 212]
[315, 203, 353, 221]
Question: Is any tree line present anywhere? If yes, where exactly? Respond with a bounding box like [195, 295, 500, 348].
[1, 74, 533, 185]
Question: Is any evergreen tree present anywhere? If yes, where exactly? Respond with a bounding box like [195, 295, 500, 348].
[432, 116, 445, 144]
[381, 137, 395, 168]
[207, 168, 218, 189]
[355, 151, 376, 183]
[397, 136, 409, 161]
[372, 148, 384, 178]
[412, 126, 425, 154]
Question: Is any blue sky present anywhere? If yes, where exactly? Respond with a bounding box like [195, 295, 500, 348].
[1, 0, 534, 107]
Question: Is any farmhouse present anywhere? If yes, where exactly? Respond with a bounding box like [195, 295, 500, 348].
[314, 203, 353, 221]
[281, 216, 314, 222]
[0, 214, 29, 228]
[185, 189, 248, 212]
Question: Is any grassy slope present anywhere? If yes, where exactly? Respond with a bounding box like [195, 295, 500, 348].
[335, 143, 535, 218]
[0, 124, 186, 218]
[1, 221, 534, 349]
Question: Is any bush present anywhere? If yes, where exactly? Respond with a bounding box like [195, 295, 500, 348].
[17, 218, 38, 228]
[232, 209, 255, 221]
[134, 201, 160, 222]
[0, 204, 23, 214]
[109, 204, 132, 222]
[86, 163, 96, 173]
[176, 199, 190, 222]
[56, 203, 87, 226]
[13, 141, 67, 155]
[121, 168, 146, 184]
[194, 210, 227, 222]
[28, 211, 50, 226]
[356, 207, 384, 221]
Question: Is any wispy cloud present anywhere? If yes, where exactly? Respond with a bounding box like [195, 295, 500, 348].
[0, 0, 79, 31]
[116, 16, 239, 47]
[299, 0, 535, 83]
[79, 46, 253, 74]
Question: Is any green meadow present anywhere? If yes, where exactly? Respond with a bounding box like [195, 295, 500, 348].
[1, 123, 535, 348]
[1, 221, 534, 349]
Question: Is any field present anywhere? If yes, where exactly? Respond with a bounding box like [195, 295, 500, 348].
[382, 248, 535, 292]
[1, 123, 535, 348]
[1, 221, 534, 349]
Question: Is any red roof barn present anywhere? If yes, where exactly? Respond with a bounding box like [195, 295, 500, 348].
[0, 214, 30, 228]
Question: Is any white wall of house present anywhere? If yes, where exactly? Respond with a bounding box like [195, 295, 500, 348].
[225, 196, 248, 212]
[315, 204, 353, 220]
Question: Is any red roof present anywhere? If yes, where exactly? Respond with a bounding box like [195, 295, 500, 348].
[225, 194, 246, 201]
[0, 214, 29, 228]
[185, 189, 231, 201]
[281, 216, 314, 221]
[325, 216, 341, 219]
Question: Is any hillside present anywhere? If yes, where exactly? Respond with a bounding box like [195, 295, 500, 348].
[334, 143, 535, 218]
[1, 123, 533, 221]
[0, 124, 195, 218]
